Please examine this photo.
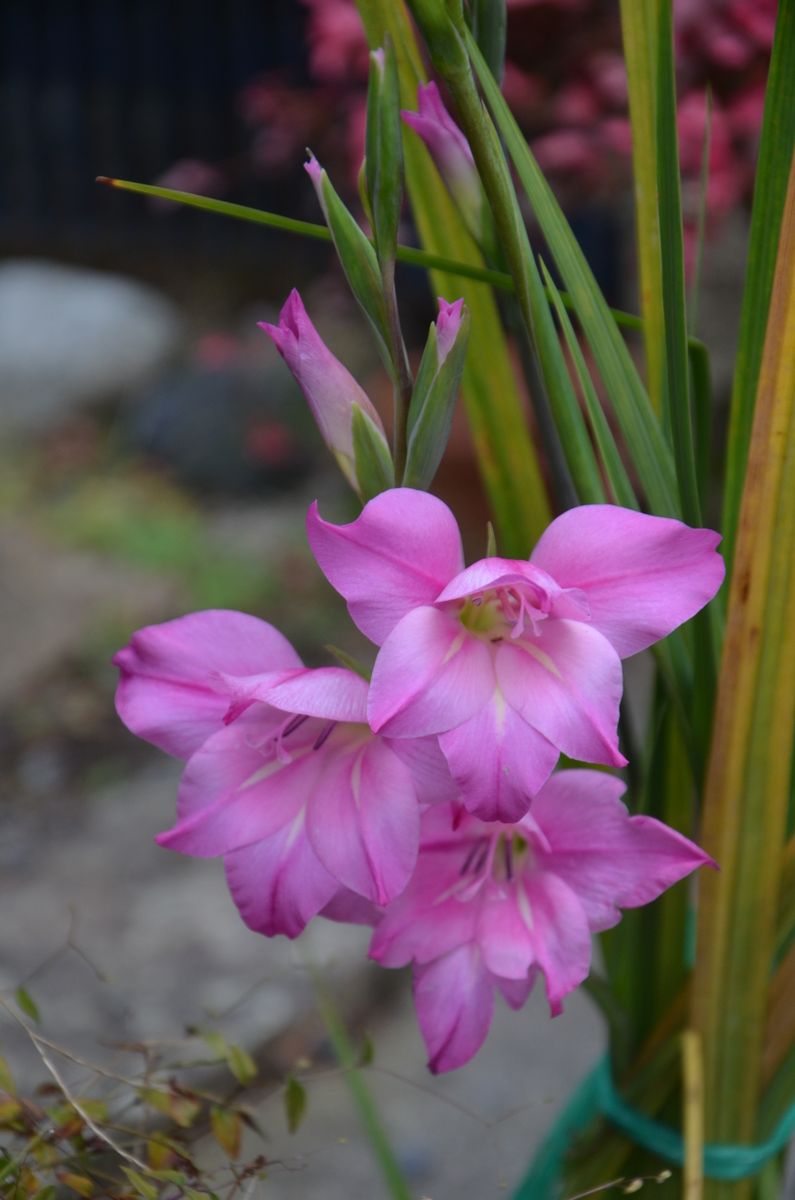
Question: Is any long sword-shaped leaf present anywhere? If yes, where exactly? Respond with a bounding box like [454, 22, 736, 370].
[690, 154, 795, 1197]
[465, 31, 679, 520]
[357, 0, 551, 553]
[655, 0, 700, 526]
[721, 0, 795, 578]
[619, 0, 664, 413]
[541, 261, 635, 507]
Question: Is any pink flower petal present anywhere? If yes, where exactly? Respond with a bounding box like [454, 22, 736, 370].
[307, 739, 419, 905]
[175, 712, 285, 821]
[113, 610, 302, 758]
[530, 505, 725, 657]
[369, 816, 479, 966]
[413, 946, 494, 1073]
[521, 870, 592, 1015]
[494, 971, 537, 1011]
[386, 735, 461, 806]
[230, 666, 369, 723]
[320, 889, 381, 926]
[159, 738, 324, 856]
[306, 488, 464, 644]
[435, 557, 557, 604]
[438, 693, 559, 821]
[224, 816, 338, 938]
[368, 606, 495, 737]
[476, 881, 537, 979]
[530, 769, 714, 931]
[496, 621, 626, 766]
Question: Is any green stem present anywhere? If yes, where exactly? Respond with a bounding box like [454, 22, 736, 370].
[99, 176, 710, 359]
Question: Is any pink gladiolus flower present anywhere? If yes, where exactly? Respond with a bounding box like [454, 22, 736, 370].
[307, 490, 724, 821]
[259, 289, 388, 491]
[114, 610, 455, 936]
[370, 770, 714, 1072]
[401, 83, 485, 243]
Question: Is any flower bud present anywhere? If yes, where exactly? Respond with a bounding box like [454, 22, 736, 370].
[403, 296, 469, 489]
[260, 290, 391, 494]
[401, 83, 486, 245]
[304, 154, 393, 374]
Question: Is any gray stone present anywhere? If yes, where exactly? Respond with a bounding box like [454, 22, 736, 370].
[0, 520, 178, 703]
[0, 260, 183, 433]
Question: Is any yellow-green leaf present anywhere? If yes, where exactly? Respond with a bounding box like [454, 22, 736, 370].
[283, 1075, 307, 1135]
[211, 1106, 242, 1159]
[15, 987, 39, 1023]
[59, 1175, 94, 1198]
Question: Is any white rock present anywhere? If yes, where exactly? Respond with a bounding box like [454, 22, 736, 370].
[0, 259, 183, 432]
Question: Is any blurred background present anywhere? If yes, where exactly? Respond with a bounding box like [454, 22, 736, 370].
[0, 1, 773, 1195]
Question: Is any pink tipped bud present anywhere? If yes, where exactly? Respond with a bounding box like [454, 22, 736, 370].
[259, 290, 387, 490]
[435, 297, 466, 362]
[401, 83, 483, 238]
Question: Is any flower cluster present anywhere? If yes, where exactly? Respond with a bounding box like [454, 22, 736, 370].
[115, 486, 723, 1071]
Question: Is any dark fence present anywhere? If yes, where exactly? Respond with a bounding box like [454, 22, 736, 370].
[0, 0, 308, 260]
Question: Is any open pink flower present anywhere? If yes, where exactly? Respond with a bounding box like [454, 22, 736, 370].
[308, 489, 724, 821]
[370, 770, 714, 1072]
[114, 610, 455, 937]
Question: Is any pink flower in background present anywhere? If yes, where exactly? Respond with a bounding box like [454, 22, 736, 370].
[370, 770, 714, 1072]
[308, 490, 724, 822]
[115, 610, 455, 936]
[259, 289, 389, 491]
[401, 83, 485, 241]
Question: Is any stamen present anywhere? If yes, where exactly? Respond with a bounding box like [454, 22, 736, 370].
[503, 837, 514, 880]
[460, 840, 483, 875]
[282, 712, 309, 738]
[313, 720, 336, 750]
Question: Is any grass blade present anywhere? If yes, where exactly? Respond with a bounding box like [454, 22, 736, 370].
[619, 0, 664, 412]
[690, 154, 795, 1184]
[655, 0, 701, 526]
[357, 0, 551, 554]
[465, 31, 680, 519]
[721, 0, 795, 576]
[312, 979, 411, 1200]
[541, 261, 635, 507]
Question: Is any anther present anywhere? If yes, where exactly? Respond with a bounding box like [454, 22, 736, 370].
[282, 713, 309, 738]
[313, 720, 336, 750]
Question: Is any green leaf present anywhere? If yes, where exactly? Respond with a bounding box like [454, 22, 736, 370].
[312, 975, 411, 1200]
[351, 403, 396, 500]
[211, 1106, 242, 1159]
[485, 521, 497, 557]
[466, 29, 680, 519]
[619, 0, 665, 412]
[15, 987, 39, 1023]
[359, 1033, 376, 1067]
[403, 309, 470, 489]
[466, 0, 506, 83]
[120, 1169, 158, 1200]
[226, 1043, 257, 1087]
[310, 163, 394, 377]
[366, 38, 403, 271]
[283, 1076, 307, 1135]
[541, 261, 636, 509]
[722, 0, 795, 576]
[357, 0, 552, 556]
[59, 1174, 94, 1198]
[691, 153, 795, 1153]
[199, 1030, 257, 1086]
[655, 0, 701, 525]
[324, 645, 372, 681]
[0, 1054, 15, 1095]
